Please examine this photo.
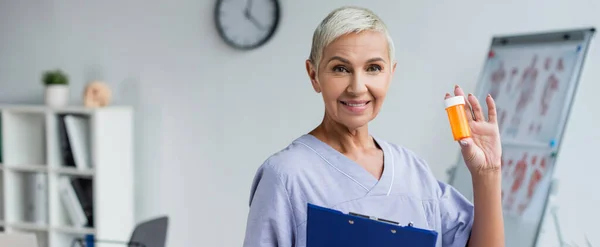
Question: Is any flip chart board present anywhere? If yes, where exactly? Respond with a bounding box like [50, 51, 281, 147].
[448, 27, 595, 247]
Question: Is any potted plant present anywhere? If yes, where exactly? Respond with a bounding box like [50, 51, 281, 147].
[42, 69, 69, 107]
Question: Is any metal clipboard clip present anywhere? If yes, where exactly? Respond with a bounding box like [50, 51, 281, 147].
[348, 212, 415, 227]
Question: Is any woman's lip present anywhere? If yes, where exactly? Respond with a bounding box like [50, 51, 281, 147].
[340, 100, 370, 104]
[340, 100, 370, 113]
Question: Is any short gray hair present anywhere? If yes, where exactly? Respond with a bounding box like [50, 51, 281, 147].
[308, 6, 395, 72]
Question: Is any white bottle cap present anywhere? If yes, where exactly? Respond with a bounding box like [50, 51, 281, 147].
[444, 96, 466, 108]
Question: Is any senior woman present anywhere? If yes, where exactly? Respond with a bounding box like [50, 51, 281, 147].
[243, 6, 504, 247]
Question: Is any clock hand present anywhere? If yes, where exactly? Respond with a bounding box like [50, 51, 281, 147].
[244, 0, 254, 14]
[243, 0, 265, 31]
[247, 14, 265, 30]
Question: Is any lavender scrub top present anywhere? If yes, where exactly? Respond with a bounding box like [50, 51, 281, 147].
[242, 134, 474, 247]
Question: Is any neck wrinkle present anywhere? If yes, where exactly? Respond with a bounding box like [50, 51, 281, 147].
[310, 113, 375, 154]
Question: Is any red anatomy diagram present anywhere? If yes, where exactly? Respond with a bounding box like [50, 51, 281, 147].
[528, 56, 562, 135]
[495, 52, 568, 216]
[503, 153, 527, 210]
[545, 56, 565, 72]
[544, 57, 552, 70]
[502, 151, 550, 216]
[489, 61, 506, 99]
[541, 75, 560, 116]
[557, 57, 564, 72]
[497, 67, 519, 131]
[529, 74, 560, 134]
[489, 61, 508, 131]
[506, 55, 539, 137]
[505, 67, 519, 93]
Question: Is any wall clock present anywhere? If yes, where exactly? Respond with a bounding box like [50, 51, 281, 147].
[214, 0, 281, 50]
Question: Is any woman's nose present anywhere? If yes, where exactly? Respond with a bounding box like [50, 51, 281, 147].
[347, 73, 368, 96]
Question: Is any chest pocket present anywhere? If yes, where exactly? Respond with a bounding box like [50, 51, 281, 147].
[330, 195, 438, 231]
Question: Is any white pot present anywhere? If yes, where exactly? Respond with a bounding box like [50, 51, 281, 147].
[45, 85, 69, 107]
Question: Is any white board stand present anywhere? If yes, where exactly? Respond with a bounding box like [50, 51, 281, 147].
[448, 27, 595, 247]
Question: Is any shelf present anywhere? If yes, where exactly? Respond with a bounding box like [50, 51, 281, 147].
[0, 105, 53, 114]
[0, 172, 3, 225]
[52, 225, 95, 235]
[1, 164, 48, 173]
[0, 104, 131, 115]
[52, 167, 95, 177]
[8, 221, 50, 232]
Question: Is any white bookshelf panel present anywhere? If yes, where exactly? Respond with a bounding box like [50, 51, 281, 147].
[93, 108, 134, 244]
[0, 170, 4, 228]
[2, 112, 46, 166]
[46, 113, 62, 170]
[4, 170, 49, 226]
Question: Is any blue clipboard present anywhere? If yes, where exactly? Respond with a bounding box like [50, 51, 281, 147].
[306, 203, 438, 247]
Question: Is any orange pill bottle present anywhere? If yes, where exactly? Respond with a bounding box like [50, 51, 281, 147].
[445, 96, 471, 141]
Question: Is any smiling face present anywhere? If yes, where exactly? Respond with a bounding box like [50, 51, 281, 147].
[306, 30, 396, 130]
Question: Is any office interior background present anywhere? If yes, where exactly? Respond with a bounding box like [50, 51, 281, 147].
[0, 0, 599, 246]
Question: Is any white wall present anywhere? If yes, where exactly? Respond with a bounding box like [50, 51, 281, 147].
[0, 0, 598, 246]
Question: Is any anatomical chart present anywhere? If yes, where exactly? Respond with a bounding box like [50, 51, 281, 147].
[500, 145, 555, 219]
[478, 42, 581, 144]
[477, 42, 582, 219]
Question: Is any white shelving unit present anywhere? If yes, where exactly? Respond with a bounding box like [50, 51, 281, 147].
[0, 104, 134, 247]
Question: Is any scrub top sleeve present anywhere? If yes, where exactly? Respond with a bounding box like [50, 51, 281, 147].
[438, 180, 475, 247]
[243, 162, 296, 247]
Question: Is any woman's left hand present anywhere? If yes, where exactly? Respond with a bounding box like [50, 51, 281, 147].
[446, 85, 502, 176]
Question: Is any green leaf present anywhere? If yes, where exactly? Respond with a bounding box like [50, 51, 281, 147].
[42, 69, 69, 85]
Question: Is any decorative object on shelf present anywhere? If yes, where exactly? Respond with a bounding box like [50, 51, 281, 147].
[214, 0, 281, 50]
[83, 81, 112, 108]
[42, 69, 70, 107]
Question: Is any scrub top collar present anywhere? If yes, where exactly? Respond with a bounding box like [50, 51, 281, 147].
[294, 134, 395, 197]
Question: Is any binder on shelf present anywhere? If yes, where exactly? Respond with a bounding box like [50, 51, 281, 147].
[57, 176, 94, 228]
[57, 114, 77, 168]
[58, 177, 88, 227]
[306, 203, 438, 247]
[70, 177, 94, 227]
[27, 173, 48, 225]
[63, 115, 92, 170]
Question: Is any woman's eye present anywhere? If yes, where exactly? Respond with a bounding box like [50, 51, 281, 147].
[367, 65, 382, 72]
[333, 66, 349, 73]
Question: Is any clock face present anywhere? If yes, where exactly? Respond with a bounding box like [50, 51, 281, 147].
[215, 0, 281, 50]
